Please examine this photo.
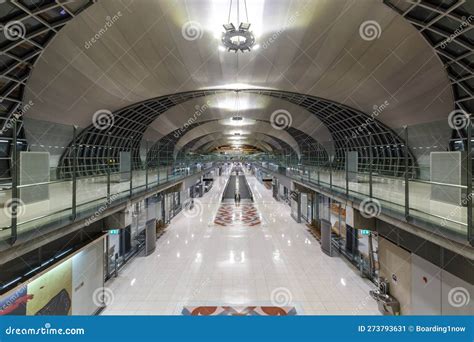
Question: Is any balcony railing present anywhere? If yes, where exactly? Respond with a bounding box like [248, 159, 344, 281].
[0, 162, 216, 245]
[253, 160, 474, 246]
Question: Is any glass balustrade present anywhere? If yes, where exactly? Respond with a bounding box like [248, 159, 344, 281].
[1, 117, 472, 247]
[0, 124, 219, 245]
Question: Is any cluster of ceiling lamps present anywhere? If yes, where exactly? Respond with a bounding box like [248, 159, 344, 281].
[221, 0, 256, 52]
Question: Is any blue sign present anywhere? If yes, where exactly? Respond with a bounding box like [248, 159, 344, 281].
[0, 316, 472, 341]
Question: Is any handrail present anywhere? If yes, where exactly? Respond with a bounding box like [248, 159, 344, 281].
[253, 162, 469, 239]
[1, 164, 217, 244]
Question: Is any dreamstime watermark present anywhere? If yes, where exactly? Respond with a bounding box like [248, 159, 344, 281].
[441, 193, 472, 227]
[84, 11, 123, 49]
[174, 101, 212, 138]
[270, 287, 293, 306]
[1, 20, 26, 41]
[447, 287, 470, 308]
[182, 198, 203, 218]
[0, 100, 34, 134]
[3, 198, 26, 219]
[359, 20, 382, 41]
[447, 109, 470, 130]
[352, 100, 389, 138]
[440, 16, 474, 49]
[270, 109, 292, 130]
[5, 323, 85, 336]
[359, 198, 381, 218]
[182, 21, 203, 41]
[350, 295, 373, 315]
[92, 109, 114, 130]
[92, 287, 115, 307]
[261, 3, 309, 49]
[84, 193, 119, 226]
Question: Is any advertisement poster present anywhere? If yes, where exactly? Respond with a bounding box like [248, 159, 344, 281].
[0, 285, 30, 316]
[25, 259, 72, 316]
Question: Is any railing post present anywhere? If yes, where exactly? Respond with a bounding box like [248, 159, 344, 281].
[369, 134, 373, 199]
[107, 133, 111, 202]
[72, 125, 77, 220]
[10, 118, 18, 245]
[467, 116, 473, 246]
[345, 141, 349, 197]
[129, 149, 133, 197]
[404, 126, 409, 220]
[329, 158, 333, 191]
[145, 141, 149, 191]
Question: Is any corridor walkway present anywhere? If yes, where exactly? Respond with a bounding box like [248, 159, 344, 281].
[102, 171, 379, 315]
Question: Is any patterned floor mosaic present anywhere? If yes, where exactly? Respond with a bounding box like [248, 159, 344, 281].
[182, 306, 297, 316]
[213, 203, 261, 226]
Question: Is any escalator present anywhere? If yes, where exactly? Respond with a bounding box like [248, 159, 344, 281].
[222, 175, 253, 201]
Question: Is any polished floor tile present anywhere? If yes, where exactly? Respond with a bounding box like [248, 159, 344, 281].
[102, 171, 380, 315]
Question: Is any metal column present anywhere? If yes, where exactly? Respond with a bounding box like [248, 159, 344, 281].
[329, 159, 333, 191]
[369, 134, 373, 199]
[72, 125, 77, 220]
[345, 144, 349, 197]
[145, 141, 149, 191]
[129, 149, 133, 197]
[467, 116, 473, 246]
[10, 119, 18, 245]
[404, 126, 409, 220]
[106, 133, 111, 202]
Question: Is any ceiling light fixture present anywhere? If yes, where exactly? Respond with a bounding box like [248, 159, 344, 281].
[222, 0, 255, 53]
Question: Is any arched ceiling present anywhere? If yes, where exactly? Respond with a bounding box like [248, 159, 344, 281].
[188, 132, 284, 153]
[0, 0, 93, 137]
[142, 92, 333, 149]
[1, 0, 469, 180]
[22, 0, 454, 132]
[171, 120, 302, 157]
[384, 0, 473, 114]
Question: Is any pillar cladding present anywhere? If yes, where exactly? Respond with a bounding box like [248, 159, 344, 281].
[430, 151, 467, 206]
[19, 152, 50, 204]
[119, 151, 131, 182]
[346, 151, 358, 182]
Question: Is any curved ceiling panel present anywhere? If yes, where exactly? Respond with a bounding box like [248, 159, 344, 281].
[142, 92, 333, 145]
[56, 89, 414, 178]
[54, 89, 416, 177]
[384, 0, 473, 115]
[23, 0, 453, 130]
[0, 0, 94, 131]
[0, 0, 94, 179]
[145, 121, 304, 168]
[172, 121, 302, 157]
[188, 132, 284, 153]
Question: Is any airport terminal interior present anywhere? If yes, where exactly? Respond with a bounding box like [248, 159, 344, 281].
[0, 0, 473, 316]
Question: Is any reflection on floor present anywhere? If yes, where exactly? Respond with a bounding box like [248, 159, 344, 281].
[214, 201, 262, 227]
[102, 172, 380, 315]
[182, 306, 297, 316]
